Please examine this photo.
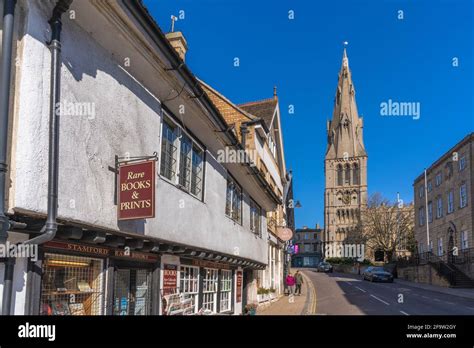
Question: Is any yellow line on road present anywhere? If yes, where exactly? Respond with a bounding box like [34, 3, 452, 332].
[301, 271, 317, 314]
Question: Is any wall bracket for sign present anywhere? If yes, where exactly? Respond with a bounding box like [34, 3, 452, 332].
[109, 152, 158, 205]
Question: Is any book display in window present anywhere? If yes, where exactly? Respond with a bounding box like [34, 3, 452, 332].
[40, 253, 104, 315]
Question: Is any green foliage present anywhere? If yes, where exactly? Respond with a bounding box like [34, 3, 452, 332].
[257, 287, 272, 295]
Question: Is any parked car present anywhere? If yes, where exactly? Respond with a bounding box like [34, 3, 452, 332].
[317, 261, 333, 273]
[362, 266, 394, 283]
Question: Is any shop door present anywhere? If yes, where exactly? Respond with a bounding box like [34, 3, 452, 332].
[113, 268, 152, 315]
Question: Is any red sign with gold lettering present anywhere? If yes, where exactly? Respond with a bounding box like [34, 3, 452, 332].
[118, 160, 155, 220]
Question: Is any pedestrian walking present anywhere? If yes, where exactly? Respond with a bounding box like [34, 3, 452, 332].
[286, 272, 296, 295]
[294, 270, 304, 295]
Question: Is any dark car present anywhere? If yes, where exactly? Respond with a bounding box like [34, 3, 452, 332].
[362, 266, 394, 283]
[317, 261, 333, 273]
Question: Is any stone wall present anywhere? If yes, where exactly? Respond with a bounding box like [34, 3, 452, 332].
[398, 265, 451, 287]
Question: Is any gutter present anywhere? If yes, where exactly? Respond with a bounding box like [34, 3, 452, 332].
[23, 0, 73, 246]
[0, 0, 17, 245]
[122, 0, 281, 206]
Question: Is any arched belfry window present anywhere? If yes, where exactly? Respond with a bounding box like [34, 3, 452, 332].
[337, 165, 343, 186]
[345, 164, 351, 185]
[353, 163, 359, 185]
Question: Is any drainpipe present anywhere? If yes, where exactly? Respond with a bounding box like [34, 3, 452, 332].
[23, 0, 72, 246]
[0, 0, 17, 245]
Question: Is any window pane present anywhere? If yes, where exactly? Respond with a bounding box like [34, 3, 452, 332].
[179, 134, 192, 190]
[191, 147, 203, 198]
[160, 121, 177, 180]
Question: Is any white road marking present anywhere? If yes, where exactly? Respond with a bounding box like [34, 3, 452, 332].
[345, 282, 353, 286]
[370, 294, 390, 305]
[421, 296, 429, 299]
[434, 298, 441, 302]
[445, 301, 455, 305]
[400, 310, 409, 316]
[467, 307, 474, 310]
[355, 286, 367, 293]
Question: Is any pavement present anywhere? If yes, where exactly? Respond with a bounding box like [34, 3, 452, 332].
[257, 270, 316, 315]
[304, 269, 474, 315]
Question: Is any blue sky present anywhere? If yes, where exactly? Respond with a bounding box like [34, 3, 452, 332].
[144, 0, 473, 229]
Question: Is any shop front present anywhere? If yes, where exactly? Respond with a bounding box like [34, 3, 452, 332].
[36, 240, 160, 316]
[159, 255, 243, 315]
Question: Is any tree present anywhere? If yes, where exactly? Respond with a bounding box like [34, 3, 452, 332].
[360, 193, 414, 262]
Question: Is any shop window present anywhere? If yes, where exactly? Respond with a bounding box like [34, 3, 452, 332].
[202, 268, 218, 313]
[179, 266, 199, 314]
[113, 268, 152, 316]
[219, 270, 232, 312]
[40, 253, 104, 315]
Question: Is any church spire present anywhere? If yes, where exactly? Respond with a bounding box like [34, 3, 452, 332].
[325, 46, 366, 159]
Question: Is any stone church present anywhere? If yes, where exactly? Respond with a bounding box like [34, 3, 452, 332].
[324, 48, 368, 245]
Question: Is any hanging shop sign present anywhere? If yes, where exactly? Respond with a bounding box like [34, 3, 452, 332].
[118, 160, 155, 220]
[236, 271, 243, 303]
[276, 226, 293, 242]
[163, 264, 178, 296]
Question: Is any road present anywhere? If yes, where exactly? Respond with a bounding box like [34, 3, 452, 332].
[302, 269, 474, 315]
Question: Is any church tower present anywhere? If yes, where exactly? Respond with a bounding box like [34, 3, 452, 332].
[324, 47, 368, 245]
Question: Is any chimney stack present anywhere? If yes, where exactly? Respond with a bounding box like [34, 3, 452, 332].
[165, 31, 188, 62]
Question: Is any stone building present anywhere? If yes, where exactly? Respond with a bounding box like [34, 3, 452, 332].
[413, 133, 473, 280]
[291, 226, 323, 267]
[324, 48, 368, 246]
[0, 0, 285, 315]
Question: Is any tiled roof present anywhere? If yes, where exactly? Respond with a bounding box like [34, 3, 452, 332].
[239, 99, 277, 128]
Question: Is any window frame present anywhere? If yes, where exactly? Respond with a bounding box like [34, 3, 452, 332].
[447, 190, 454, 214]
[435, 172, 442, 187]
[460, 183, 468, 209]
[225, 175, 242, 224]
[461, 231, 469, 250]
[459, 156, 466, 171]
[249, 198, 262, 237]
[160, 112, 205, 200]
[436, 196, 443, 219]
[202, 268, 219, 313]
[219, 270, 232, 313]
[427, 201, 433, 223]
[418, 207, 425, 226]
[179, 265, 200, 314]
